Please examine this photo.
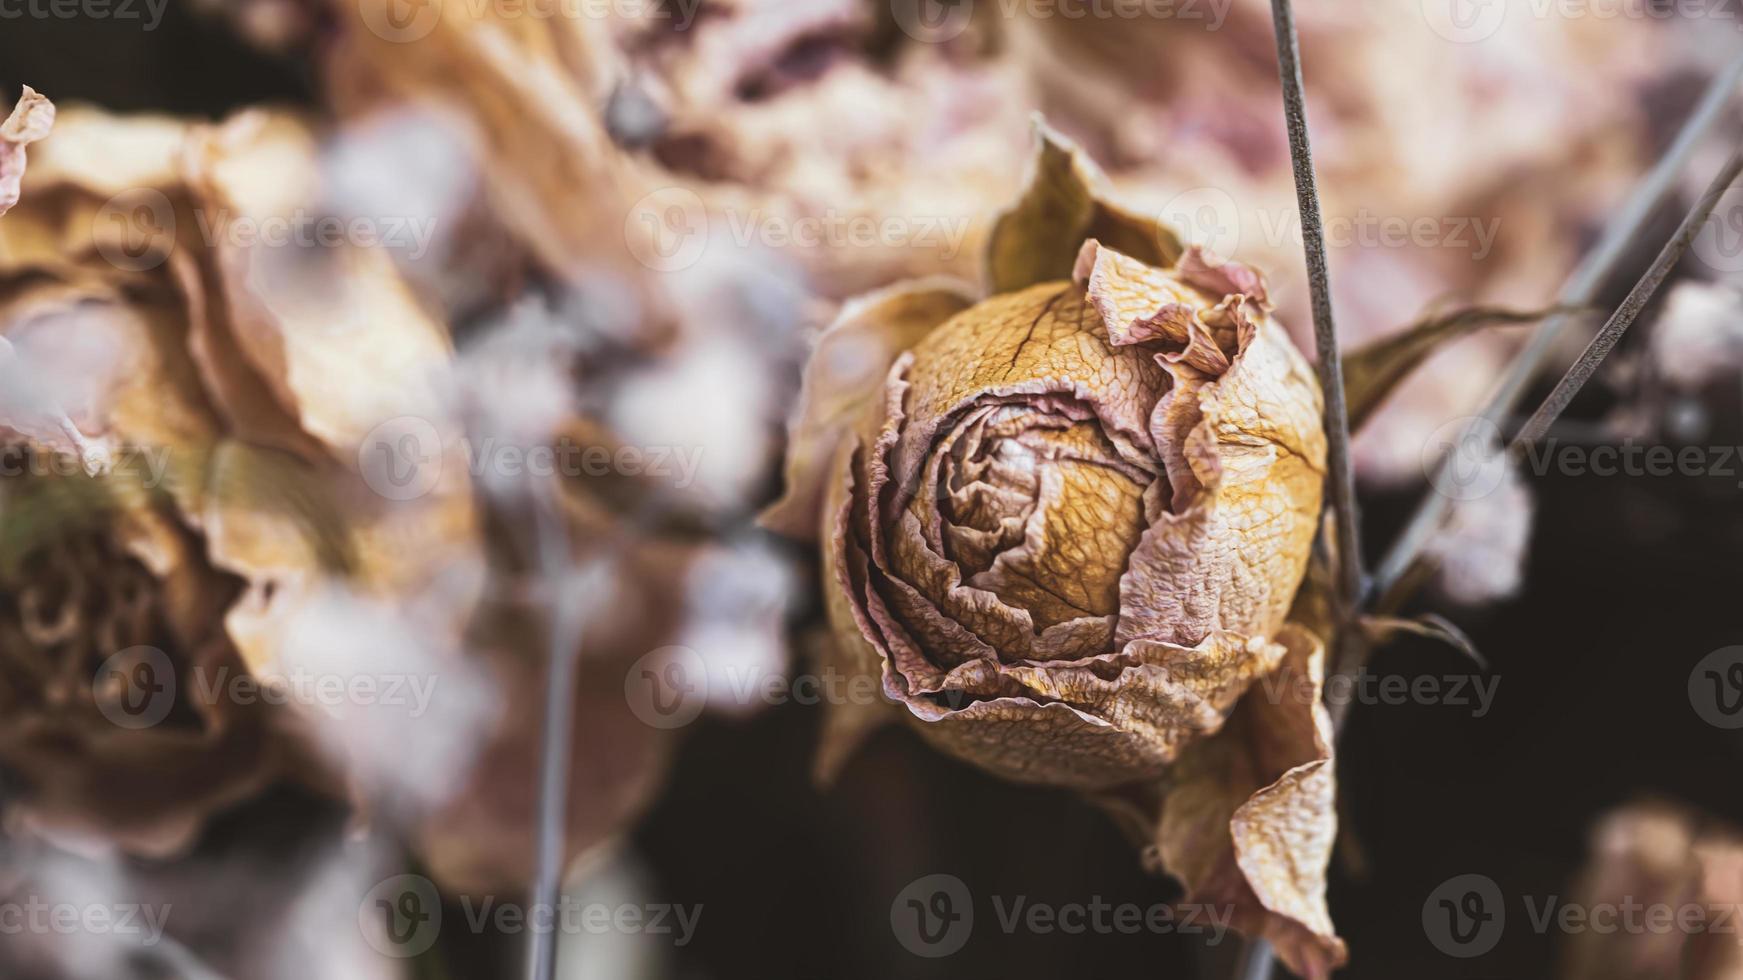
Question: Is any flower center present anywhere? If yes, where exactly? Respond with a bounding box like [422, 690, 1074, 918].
[934, 401, 1156, 632]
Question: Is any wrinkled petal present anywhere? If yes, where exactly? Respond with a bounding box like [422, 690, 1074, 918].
[0, 86, 53, 217]
[1157, 623, 1345, 980]
[182, 110, 455, 457]
[761, 277, 974, 541]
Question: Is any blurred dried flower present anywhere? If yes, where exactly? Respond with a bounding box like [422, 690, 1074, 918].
[0, 103, 472, 856]
[766, 125, 1343, 978]
[1561, 801, 1743, 980]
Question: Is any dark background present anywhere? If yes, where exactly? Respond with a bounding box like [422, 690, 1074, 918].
[4, 10, 1741, 980]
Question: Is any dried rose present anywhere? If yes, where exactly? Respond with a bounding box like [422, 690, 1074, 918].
[766, 125, 1345, 977]
[0, 104, 470, 855]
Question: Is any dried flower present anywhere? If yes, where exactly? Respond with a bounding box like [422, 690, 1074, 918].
[1561, 801, 1743, 980]
[0, 104, 471, 855]
[767, 125, 1344, 977]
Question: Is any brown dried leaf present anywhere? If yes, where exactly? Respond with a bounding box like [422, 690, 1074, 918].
[985, 118, 1185, 295]
[1343, 305, 1557, 431]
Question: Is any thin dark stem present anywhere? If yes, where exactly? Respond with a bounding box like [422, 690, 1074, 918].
[1234, 7, 1359, 976]
[1268, 0, 1364, 616]
[1512, 147, 1743, 448]
[1371, 53, 1743, 602]
[525, 481, 582, 980]
[1232, 18, 1743, 980]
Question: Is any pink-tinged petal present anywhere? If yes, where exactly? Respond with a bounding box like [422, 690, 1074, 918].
[1177, 244, 1271, 309]
[0, 87, 53, 218]
[1074, 238, 1230, 375]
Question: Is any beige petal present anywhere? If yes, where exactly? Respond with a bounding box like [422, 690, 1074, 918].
[181, 110, 455, 458]
[985, 117, 1184, 295]
[1158, 623, 1346, 980]
[761, 277, 975, 541]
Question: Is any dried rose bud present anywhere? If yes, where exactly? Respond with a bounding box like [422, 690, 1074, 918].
[767, 125, 1345, 977]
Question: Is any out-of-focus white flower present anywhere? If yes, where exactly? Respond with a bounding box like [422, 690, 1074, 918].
[678, 538, 794, 716]
[277, 579, 500, 815]
[1425, 438, 1535, 606]
[1651, 280, 1743, 390]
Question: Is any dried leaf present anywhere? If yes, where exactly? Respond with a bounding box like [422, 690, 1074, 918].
[985, 117, 1185, 295]
[1344, 305, 1560, 432]
[1359, 612, 1487, 669]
